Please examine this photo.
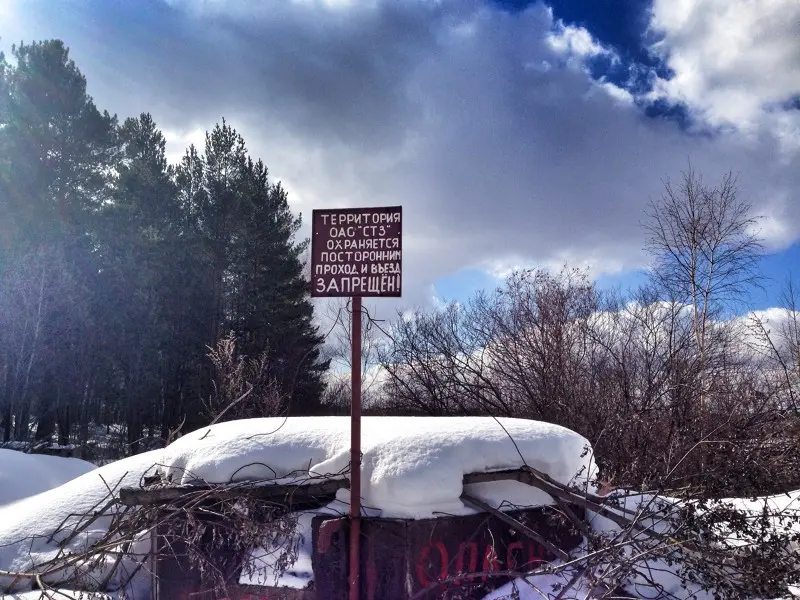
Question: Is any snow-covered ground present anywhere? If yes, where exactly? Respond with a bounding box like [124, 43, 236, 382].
[0, 450, 97, 506]
[0, 417, 797, 599]
[0, 449, 162, 597]
[483, 490, 800, 600]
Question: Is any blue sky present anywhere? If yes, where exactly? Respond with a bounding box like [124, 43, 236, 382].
[3, 0, 800, 315]
[435, 245, 800, 311]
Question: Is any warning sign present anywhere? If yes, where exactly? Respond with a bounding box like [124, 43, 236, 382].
[311, 206, 402, 297]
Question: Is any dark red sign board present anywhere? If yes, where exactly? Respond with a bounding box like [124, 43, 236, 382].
[311, 206, 402, 297]
[312, 506, 583, 600]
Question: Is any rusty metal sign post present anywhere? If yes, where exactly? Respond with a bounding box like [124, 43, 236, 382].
[311, 206, 403, 600]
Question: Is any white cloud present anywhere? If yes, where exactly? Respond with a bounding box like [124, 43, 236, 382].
[546, 21, 609, 61]
[735, 306, 800, 354]
[649, 0, 800, 133]
[754, 191, 799, 251]
[162, 127, 207, 164]
[598, 82, 634, 105]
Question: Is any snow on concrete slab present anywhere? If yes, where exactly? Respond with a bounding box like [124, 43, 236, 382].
[159, 416, 597, 519]
[0, 450, 97, 506]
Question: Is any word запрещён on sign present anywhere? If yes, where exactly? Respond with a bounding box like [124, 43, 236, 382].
[311, 207, 402, 297]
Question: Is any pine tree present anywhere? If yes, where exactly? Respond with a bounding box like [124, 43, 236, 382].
[97, 113, 182, 451]
[0, 44, 8, 250]
[174, 121, 328, 419]
[0, 40, 117, 251]
[1, 41, 328, 445]
[234, 158, 328, 414]
[0, 40, 117, 444]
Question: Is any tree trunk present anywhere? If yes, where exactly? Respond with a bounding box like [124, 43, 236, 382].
[78, 377, 92, 449]
[15, 402, 30, 441]
[1, 360, 11, 442]
[2, 402, 11, 442]
[57, 403, 70, 446]
[35, 409, 56, 441]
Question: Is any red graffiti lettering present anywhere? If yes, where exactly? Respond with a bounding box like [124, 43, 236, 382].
[454, 541, 479, 585]
[416, 541, 449, 586]
[411, 535, 562, 592]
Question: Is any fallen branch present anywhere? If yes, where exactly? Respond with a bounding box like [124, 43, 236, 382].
[460, 493, 571, 562]
[119, 477, 349, 507]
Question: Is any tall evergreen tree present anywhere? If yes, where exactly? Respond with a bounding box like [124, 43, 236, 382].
[0, 44, 8, 249]
[97, 113, 181, 450]
[174, 121, 328, 418]
[1, 40, 327, 448]
[0, 40, 117, 443]
[0, 41, 117, 251]
[168, 143, 218, 434]
[234, 159, 327, 413]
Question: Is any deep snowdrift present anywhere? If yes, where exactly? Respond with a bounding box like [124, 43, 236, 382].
[0, 450, 97, 506]
[0, 450, 162, 594]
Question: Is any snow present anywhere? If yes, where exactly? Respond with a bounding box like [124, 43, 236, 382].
[2, 593, 115, 599]
[240, 505, 332, 589]
[162, 416, 594, 591]
[0, 450, 97, 506]
[0, 417, 593, 596]
[481, 571, 595, 599]
[480, 489, 800, 600]
[584, 492, 698, 599]
[0, 417, 797, 599]
[160, 416, 596, 519]
[239, 499, 383, 589]
[0, 450, 162, 595]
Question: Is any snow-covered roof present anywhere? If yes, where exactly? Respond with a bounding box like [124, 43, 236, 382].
[159, 416, 597, 519]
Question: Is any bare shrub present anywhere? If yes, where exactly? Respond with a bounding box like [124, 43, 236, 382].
[643, 167, 764, 354]
[377, 169, 798, 497]
[203, 331, 283, 423]
[378, 266, 799, 495]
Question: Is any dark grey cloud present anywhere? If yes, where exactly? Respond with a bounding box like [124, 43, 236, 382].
[6, 0, 452, 147]
[4, 0, 800, 313]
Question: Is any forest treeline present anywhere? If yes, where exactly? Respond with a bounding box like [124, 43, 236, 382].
[0, 40, 327, 454]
